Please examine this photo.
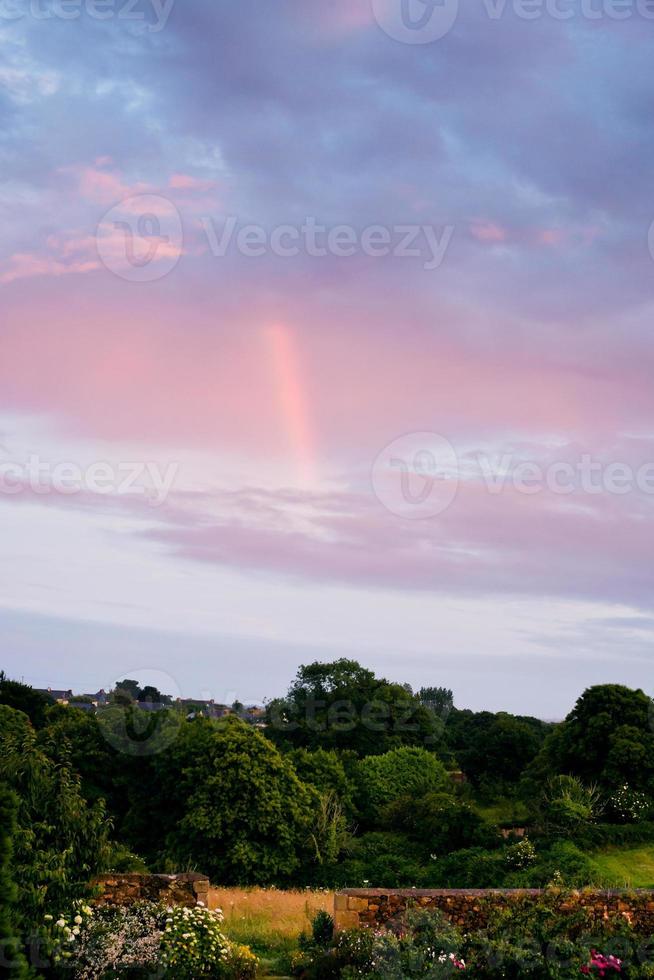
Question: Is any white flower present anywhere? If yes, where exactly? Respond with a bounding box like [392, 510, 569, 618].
[56, 919, 66, 928]
[74, 915, 83, 925]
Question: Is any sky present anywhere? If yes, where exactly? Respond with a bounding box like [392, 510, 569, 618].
[1, 0, 654, 717]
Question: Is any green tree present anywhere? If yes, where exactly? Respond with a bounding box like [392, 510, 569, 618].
[0, 706, 112, 930]
[0, 673, 53, 729]
[385, 791, 496, 856]
[418, 686, 454, 720]
[356, 746, 451, 826]
[266, 659, 442, 756]
[160, 717, 319, 884]
[288, 748, 356, 818]
[115, 679, 141, 700]
[446, 709, 550, 792]
[529, 685, 654, 796]
[0, 783, 31, 978]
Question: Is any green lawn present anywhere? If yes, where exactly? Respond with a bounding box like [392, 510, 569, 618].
[590, 846, 654, 888]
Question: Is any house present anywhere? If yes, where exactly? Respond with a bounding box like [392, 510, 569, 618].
[176, 698, 232, 720]
[37, 688, 73, 704]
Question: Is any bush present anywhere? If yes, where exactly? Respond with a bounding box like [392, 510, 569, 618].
[41, 900, 257, 979]
[356, 748, 450, 826]
[311, 910, 334, 947]
[606, 786, 651, 825]
[333, 832, 428, 888]
[384, 792, 498, 856]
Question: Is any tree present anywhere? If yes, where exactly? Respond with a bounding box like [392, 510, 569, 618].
[288, 748, 356, 818]
[530, 685, 654, 797]
[446, 709, 550, 791]
[0, 706, 112, 930]
[385, 791, 497, 857]
[114, 679, 141, 701]
[138, 685, 163, 704]
[265, 659, 442, 756]
[157, 717, 319, 884]
[0, 783, 31, 978]
[356, 746, 451, 826]
[0, 673, 53, 729]
[418, 687, 454, 720]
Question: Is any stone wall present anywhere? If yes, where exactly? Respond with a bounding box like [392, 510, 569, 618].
[93, 873, 210, 908]
[334, 889, 654, 933]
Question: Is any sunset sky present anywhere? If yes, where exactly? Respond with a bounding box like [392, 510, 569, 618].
[2, 0, 654, 716]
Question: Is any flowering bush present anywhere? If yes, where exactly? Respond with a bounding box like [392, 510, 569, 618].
[159, 904, 230, 978]
[43, 900, 163, 978]
[41, 900, 257, 979]
[504, 836, 537, 870]
[607, 786, 650, 824]
[581, 950, 622, 975]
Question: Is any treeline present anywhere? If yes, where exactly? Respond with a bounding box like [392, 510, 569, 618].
[2, 660, 654, 964]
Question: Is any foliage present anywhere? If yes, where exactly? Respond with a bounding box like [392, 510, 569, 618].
[0, 781, 32, 978]
[356, 747, 450, 826]
[41, 899, 258, 980]
[505, 837, 537, 870]
[266, 659, 442, 757]
[445, 708, 551, 792]
[529, 686, 654, 800]
[288, 748, 357, 818]
[606, 786, 651, 825]
[160, 903, 230, 978]
[156, 716, 320, 884]
[0, 706, 112, 931]
[539, 776, 603, 834]
[384, 791, 498, 857]
[297, 902, 648, 979]
[333, 832, 428, 888]
[0, 673, 53, 728]
[311, 910, 334, 948]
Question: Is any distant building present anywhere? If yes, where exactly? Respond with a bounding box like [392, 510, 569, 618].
[176, 698, 232, 720]
[37, 688, 73, 704]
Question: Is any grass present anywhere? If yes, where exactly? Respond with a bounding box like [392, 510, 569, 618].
[476, 798, 530, 826]
[208, 887, 334, 977]
[590, 846, 654, 888]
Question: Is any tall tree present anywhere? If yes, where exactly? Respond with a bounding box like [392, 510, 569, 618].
[266, 659, 442, 756]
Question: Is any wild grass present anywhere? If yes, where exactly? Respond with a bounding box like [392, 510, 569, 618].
[209, 887, 334, 975]
[590, 846, 654, 888]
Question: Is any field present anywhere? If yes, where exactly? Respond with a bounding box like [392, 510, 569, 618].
[590, 846, 654, 888]
[209, 887, 334, 977]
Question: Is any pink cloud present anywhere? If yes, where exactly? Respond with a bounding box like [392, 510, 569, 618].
[471, 222, 508, 243]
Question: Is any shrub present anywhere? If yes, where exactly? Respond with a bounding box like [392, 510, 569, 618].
[160, 904, 230, 978]
[41, 900, 257, 979]
[606, 786, 651, 825]
[42, 900, 161, 978]
[505, 837, 537, 870]
[312, 910, 334, 948]
[385, 792, 497, 856]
